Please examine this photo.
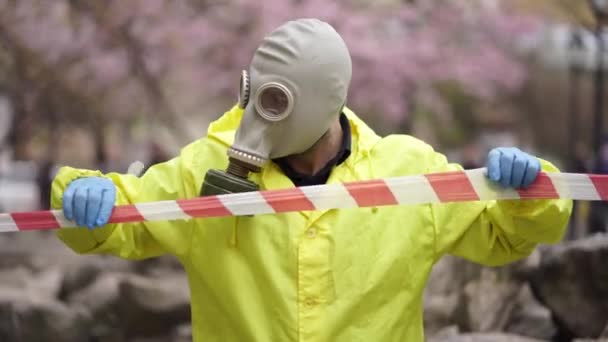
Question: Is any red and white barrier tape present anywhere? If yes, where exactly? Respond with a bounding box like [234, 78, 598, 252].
[0, 168, 605, 232]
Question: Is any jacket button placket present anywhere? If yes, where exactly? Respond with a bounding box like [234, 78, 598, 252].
[298, 223, 331, 342]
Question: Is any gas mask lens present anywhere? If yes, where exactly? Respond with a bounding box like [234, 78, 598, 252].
[238, 70, 294, 121]
[255, 82, 294, 121]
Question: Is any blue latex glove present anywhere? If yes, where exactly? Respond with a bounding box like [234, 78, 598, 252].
[486, 147, 541, 189]
[63, 177, 116, 229]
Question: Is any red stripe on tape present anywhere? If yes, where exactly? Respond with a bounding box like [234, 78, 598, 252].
[261, 188, 315, 212]
[590, 174, 608, 200]
[177, 196, 232, 218]
[345, 180, 398, 207]
[517, 173, 559, 199]
[11, 211, 60, 230]
[108, 205, 145, 224]
[426, 171, 480, 202]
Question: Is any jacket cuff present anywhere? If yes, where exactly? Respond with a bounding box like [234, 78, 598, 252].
[51, 166, 115, 254]
[491, 158, 572, 244]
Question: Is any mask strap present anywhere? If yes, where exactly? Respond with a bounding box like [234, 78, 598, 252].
[238, 70, 250, 109]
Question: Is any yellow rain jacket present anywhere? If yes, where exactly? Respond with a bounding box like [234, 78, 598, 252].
[52, 106, 572, 342]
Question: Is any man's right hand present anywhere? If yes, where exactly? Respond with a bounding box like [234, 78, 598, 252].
[63, 177, 116, 229]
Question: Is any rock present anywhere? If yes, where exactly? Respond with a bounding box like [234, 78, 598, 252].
[68, 271, 190, 339]
[118, 272, 191, 337]
[425, 255, 534, 335]
[0, 288, 91, 342]
[68, 272, 129, 341]
[429, 325, 544, 342]
[60, 255, 131, 299]
[464, 267, 521, 332]
[0, 232, 74, 270]
[505, 285, 556, 341]
[433, 333, 545, 342]
[172, 323, 193, 342]
[430, 325, 461, 339]
[30, 267, 64, 299]
[130, 324, 193, 342]
[0, 267, 33, 289]
[529, 234, 608, 338]
[131, 255, 184, 277]
[68, 271, 123, 313]
[425, 256, 482, 333]
[425, 291, 462, 334]
[0, 232, 192, 341]
[0, 266, 63, 299]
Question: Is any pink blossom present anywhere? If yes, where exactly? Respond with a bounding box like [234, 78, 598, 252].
[0, 0, 538, 128]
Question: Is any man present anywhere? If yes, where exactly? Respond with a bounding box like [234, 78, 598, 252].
[52, 19, 572, 341]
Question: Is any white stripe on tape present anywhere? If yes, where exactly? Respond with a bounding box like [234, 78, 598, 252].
[466, 168, 520, 201]
[219, 191, 275, 216]
[300, 183, 358, 210]
[0, 214, 19, 232]
[548, 173, 601, 201]
[136, 200, 192, 222]
[384, 175, 439, 205]
[52, 210, 73, 228]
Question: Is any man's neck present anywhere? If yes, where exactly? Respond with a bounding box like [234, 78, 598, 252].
[284, 118, 343, 176]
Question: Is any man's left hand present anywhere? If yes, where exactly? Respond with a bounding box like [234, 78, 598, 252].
[486, 147, 541, 189]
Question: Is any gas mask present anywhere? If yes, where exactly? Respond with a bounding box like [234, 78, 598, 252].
[201, 18, 352, 196]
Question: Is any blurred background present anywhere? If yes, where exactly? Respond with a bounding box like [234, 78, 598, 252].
[0, 0, 607, 341]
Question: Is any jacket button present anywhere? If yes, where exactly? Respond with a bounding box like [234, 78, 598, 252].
[304, 297, 317, 307]
[306, 227, 317, 238]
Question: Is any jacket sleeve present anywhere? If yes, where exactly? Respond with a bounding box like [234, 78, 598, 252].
[52, 154, 197, 261]
[428, 151, 573, 266]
